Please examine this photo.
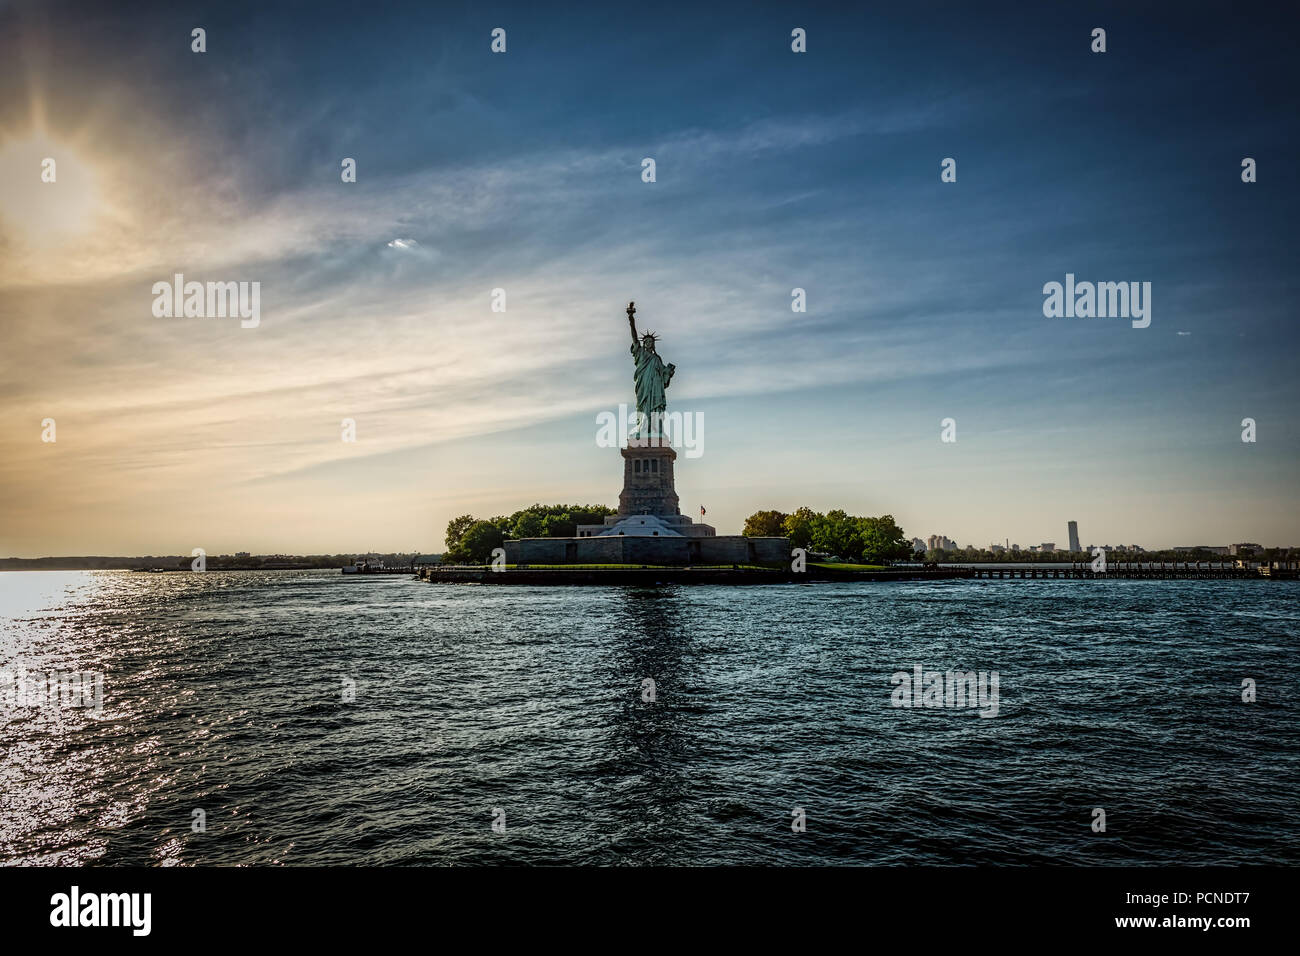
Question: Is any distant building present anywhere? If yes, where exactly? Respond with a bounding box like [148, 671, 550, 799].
[1230, 543, 1263, 556]
[1067, 521, 1080, 553]
[1040, 542, 1056, 552]
[911, 537, 926, 553]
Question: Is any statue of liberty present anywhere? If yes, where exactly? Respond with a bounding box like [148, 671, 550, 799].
[626, 301, 675, 438]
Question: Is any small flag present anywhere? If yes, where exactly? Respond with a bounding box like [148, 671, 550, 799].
[700, 505, 706, 516]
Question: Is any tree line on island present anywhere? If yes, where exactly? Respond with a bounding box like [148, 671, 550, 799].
[443, 504, 617, 563]
[741, 509, 912, 564]
[441, 503, 912, 565]
[440, 506, 1293, 567]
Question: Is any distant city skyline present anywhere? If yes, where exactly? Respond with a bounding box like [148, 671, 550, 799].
[911, 533, 1290, 555]
[7, 537, 1296, 563]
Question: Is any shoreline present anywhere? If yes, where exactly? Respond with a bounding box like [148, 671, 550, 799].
[3, 563, 1294, 581]
[418, 566, 972, 585]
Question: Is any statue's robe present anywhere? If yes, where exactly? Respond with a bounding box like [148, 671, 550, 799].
[631, 342, 674, 421]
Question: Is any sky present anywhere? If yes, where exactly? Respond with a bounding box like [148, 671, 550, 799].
[0, 0, 1297, 557]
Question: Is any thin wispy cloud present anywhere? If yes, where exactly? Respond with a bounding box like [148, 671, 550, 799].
[1, 1, 1296, 555]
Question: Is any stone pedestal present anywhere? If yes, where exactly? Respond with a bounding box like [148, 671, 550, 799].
[618, 436, 679, 517]
[506, 430, 790, 565]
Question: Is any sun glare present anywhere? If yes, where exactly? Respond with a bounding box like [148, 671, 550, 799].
[0, 133, 100, 244]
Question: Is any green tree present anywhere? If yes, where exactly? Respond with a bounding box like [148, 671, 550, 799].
[511, 512, 545, 539]
[567, 504, 616, 527]
[742, 510, 788, 537]
[458, 521, 505, 563]
[856, 514, 911, 564]
[811, 509, 863, 560]
[541, 513, 576, 538]
[444, 514, 476, 554]
[502, 503, 614, 538]
[782, 507, 818, 550]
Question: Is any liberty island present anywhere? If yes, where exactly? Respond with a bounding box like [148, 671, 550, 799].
[498, 301, 789, 566]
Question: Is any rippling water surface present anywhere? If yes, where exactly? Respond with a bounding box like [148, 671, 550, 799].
[1, 570, 1296, 865]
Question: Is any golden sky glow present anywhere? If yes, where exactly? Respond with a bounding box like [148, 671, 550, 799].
[0, 132, 101, 243]
[2, 6, 1297, 558]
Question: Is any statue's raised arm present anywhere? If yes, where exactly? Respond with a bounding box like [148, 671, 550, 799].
[627, 301, 639, 347]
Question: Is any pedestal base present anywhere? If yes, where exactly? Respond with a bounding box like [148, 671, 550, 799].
[617, 440, 680, 517]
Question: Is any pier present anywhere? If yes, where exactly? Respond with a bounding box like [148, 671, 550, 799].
[965, 561, 1299, 580]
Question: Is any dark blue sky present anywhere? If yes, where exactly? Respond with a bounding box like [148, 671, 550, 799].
[1, 0, 1297, 553]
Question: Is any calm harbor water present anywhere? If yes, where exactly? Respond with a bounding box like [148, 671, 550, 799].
[1, 570, 1296, 866]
